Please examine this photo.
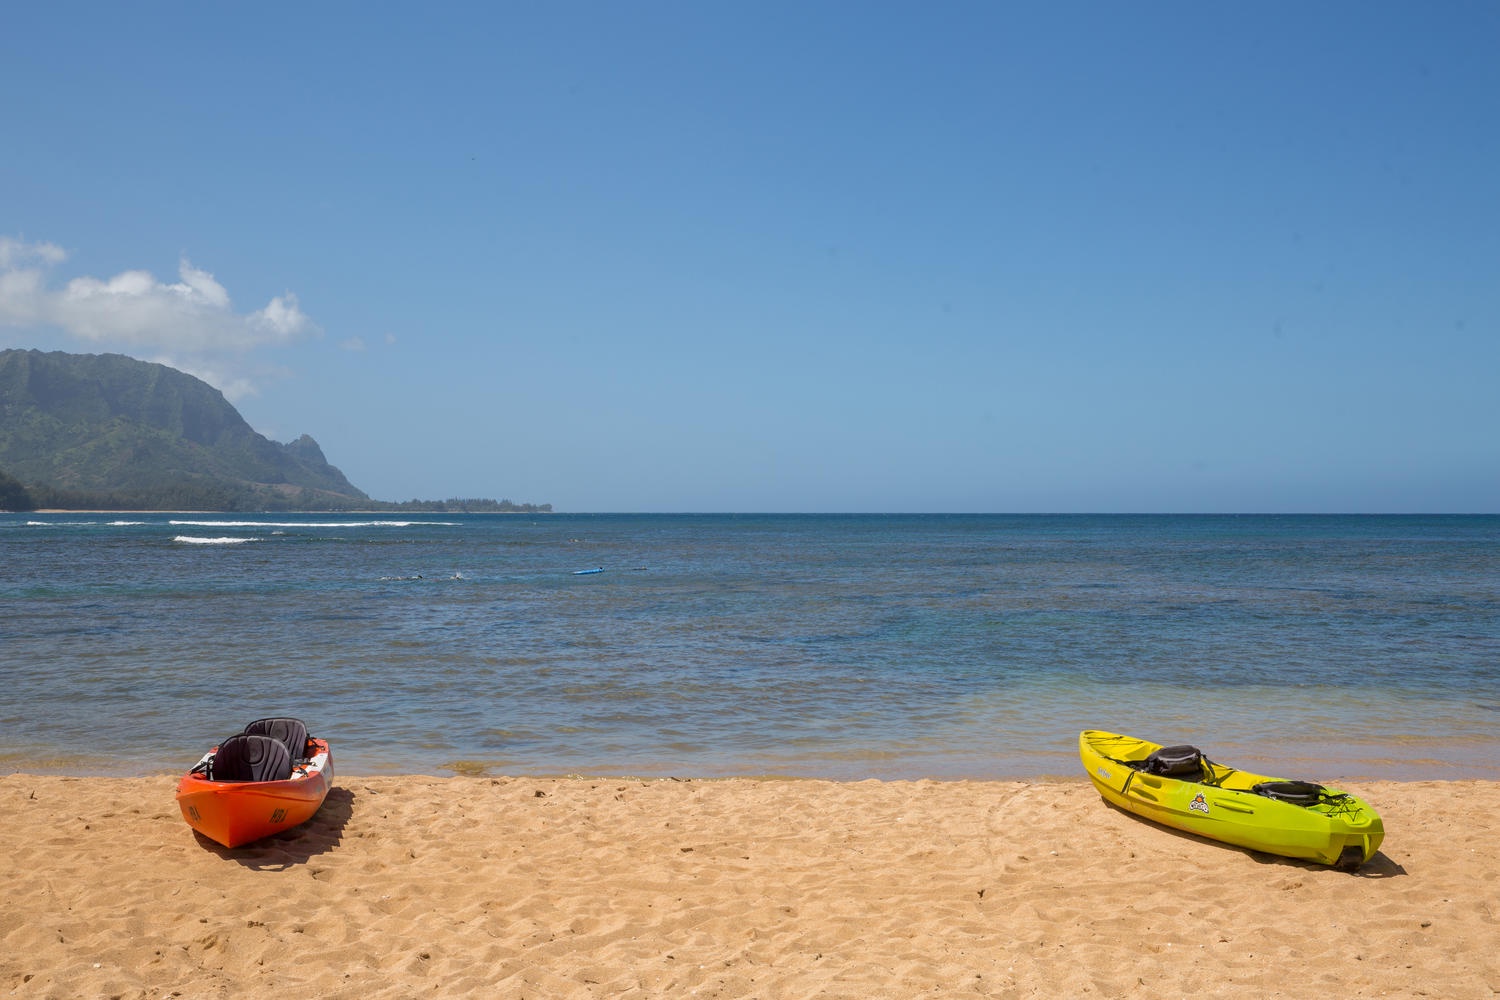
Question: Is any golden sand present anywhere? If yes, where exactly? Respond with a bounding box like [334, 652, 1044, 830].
[2, 774, 1495, 998]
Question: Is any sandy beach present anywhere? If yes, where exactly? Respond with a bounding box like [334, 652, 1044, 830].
[2, 774, 1495, 999]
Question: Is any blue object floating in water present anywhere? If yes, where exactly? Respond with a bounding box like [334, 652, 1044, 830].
[573, 567, 604, 575]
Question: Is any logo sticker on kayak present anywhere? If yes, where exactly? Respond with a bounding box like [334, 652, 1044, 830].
[1189, 792, 1210, 814]
[1096, 767, 1111, 780]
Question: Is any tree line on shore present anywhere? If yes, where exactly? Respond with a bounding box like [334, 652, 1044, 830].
[0, 467, 550, 514]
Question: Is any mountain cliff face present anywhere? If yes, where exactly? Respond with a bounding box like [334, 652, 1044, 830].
[0, 349, 369, 509]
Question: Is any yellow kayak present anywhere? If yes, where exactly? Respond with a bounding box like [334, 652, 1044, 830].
[1079, 729, 1383, 869]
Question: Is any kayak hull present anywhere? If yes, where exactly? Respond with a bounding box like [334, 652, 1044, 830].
[1080, 730, 1383, 868]
[175, 739, 333, 848]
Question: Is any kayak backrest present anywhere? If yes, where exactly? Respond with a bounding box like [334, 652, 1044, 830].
[212, 734, 293, 782]
[242, 717, 310, 761]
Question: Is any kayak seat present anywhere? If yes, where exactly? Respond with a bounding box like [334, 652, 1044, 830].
[212, 734, 293, 782]
[1253, 780, 1328, 806]
[242, 717, 310, 761]
[1140, 744, 1206, 779]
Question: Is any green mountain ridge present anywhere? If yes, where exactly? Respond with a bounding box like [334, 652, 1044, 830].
[0, 349, 548, 513]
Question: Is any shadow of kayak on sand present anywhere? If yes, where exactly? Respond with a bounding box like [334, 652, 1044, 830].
[1099, 799, 1405, 877]
[192, 786, 356, 870]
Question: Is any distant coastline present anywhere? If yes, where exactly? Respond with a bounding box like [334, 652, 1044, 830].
[14, 499, 553, 515]
[19, 510, 553, 517]
[22, 508, 552, 515]
[0, 351, 555, 516]
[28, 509, 218, 515]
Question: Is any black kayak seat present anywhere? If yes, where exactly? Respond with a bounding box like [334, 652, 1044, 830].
[1140, 744, 1205, 778]
[212, 733, 293, 782]
[1253, 780, 1328, 806]
[242, 717, 310, 761]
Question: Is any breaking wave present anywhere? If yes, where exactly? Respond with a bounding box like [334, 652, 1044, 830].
[172, 535, 260, 545]
[168, 520, 458, 529]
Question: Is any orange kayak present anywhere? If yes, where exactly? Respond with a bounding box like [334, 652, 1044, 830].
[175, 721, 333, 848]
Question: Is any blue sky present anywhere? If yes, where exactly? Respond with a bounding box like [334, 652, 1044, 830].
[3, 3, 1496, 512]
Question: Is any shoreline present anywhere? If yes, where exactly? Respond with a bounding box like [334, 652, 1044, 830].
[13, 758, 1498, 782]
[4, 774, 1496, 998]
[8, 752, 1497, 784]
[8, 745, 1497, 783]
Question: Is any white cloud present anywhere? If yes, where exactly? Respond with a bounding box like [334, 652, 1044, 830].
[175, 260, 232, 309]
[0, 235, 320, 396]
[0, 236, 67, 269]
[0, 264, 49, 326]
[251, 292, 313, 341]
[50, 260, 316, 351]
[153, 355, 267, 403]
[340, 336, 367, 352]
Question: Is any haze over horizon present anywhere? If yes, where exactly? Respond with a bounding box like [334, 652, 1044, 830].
[3, 4, 1496, 513]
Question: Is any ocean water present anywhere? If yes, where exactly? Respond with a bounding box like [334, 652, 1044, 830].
[1, 513, 1496, 781]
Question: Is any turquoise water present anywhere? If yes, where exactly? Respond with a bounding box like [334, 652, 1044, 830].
[2, 513, 1496, 780]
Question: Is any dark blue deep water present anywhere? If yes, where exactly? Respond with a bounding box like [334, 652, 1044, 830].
[2, 513, 1496, 780]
